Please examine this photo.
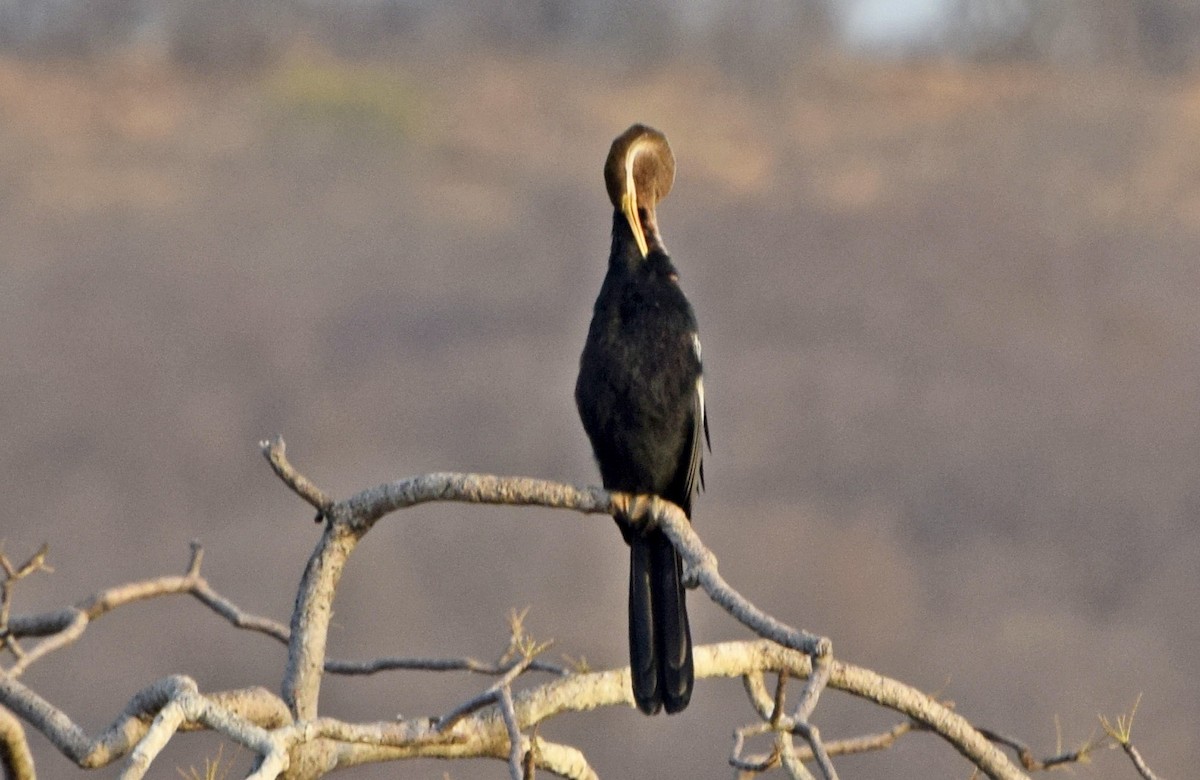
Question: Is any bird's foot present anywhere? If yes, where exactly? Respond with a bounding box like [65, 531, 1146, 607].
[611, 492, 657, 542]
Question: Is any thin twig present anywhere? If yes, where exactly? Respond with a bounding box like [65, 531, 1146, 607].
[730, 723, 781, 773]
[436, 655, 537, 733]
[793, 722, 838, 780]
[771, 669, 788, 727]
[0, 545, 52, 666]
[777, 731, 817, 780]
[1119, 742, 1163, 780]
[498, 686, 525, 780]
[821, 720, 916, 758]
[977, 726, 1098, 771]
[739, 656, 838, 779]
[5, 542, 567, 683]
[793, 652, 830, 723]
[1101, 695, 1162, 780]
[259, 436, 335, 516]
[325, 656, 567, 676]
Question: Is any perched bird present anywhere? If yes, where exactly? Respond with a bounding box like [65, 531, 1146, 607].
[576, 124, 708, 715]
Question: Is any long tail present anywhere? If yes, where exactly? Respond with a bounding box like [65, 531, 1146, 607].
[629, 529, 694, 714]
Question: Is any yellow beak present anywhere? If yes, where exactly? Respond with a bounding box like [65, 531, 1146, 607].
[621, 190, 649, 258]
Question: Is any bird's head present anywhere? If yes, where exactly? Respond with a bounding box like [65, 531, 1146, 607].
[604, 124, 675, 258]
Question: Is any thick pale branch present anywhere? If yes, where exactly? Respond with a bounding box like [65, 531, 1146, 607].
[256, 441, 1030, 779]
[0, 671, 291, 773]
[0, 704, 35, 780]
[510, 641, 1024, 779]
[263, 438, 614, 724]
[262, 437, 829, 727]
[320, 641, 1028, 778]
[637, 496, 829, 658]
[830, 660, 1023, 779]
[282, 521, 358, 721]
[0, 441, 1121, 779]
[527, 739, 596, 780]
[120, 681, 287, 780]
[0, 669, 91, 764]
[344, 471, 615, 531]
[0, 628, 1043, 780]
[120, 693, 191, 780]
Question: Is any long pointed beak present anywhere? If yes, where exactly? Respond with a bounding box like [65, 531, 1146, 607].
[621, 190, 649, 258]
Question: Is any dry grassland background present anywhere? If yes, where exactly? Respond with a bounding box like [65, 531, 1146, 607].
[2, 18, 1198, 778]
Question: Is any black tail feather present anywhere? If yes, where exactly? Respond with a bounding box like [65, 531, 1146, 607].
[629, 530, 693, 715]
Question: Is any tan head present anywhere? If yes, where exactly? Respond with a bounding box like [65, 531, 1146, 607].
[604, 124, 675, 257]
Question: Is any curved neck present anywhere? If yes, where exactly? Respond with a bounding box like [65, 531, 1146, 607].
[609, 209, 665, 267]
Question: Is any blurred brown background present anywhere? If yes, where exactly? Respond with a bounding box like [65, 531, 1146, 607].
[2, 1, 1198, 777]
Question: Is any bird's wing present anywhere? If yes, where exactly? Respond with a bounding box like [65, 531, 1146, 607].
[684, 333, 708, 501]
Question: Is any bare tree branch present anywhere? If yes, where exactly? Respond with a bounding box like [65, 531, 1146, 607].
[523, 738, 596, 780]
[261, 436, 334, 516]
[818, 720, 917, 759]
[794, 722, 837, 780]
[0, 545, 51, 666]
[795, 652, 830, 723]
[498, 685, 525, 780]
[778, 731, 817, 780]
[0, 437, 1156, 778]
[733, 716, 922, 776]
[261, 436, 832, 729]
[1118, 742, 1163, 780]
[0, 583, 1100, 780]
[435, 654, 540, 734]
[0, 670, 290, 771]
[326, 654, 567, 677]
[257, 437, 1030, 778]
[2, 541, 568, 690]
[1101, 696, 1163, 780]
[0, 703, 35, 780]
[977, 724, 1100, 772]
[615, 492, 832, 660]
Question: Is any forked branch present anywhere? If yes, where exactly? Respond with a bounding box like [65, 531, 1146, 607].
[0, 438, 1163, 780]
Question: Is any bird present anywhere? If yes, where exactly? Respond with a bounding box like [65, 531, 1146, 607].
[575, 124, 708, 715]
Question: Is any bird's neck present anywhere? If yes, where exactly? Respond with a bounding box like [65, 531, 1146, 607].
[608, 213, 682, 285]
[609, 210, 667, 268]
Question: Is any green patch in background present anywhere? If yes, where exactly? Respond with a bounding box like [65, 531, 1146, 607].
[265, 52, 423, 140]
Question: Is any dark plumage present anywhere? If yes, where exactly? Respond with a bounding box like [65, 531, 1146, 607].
[576, 124, 708, 715]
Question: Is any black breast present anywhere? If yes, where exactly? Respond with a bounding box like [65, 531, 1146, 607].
[576, 249, 701, 504]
